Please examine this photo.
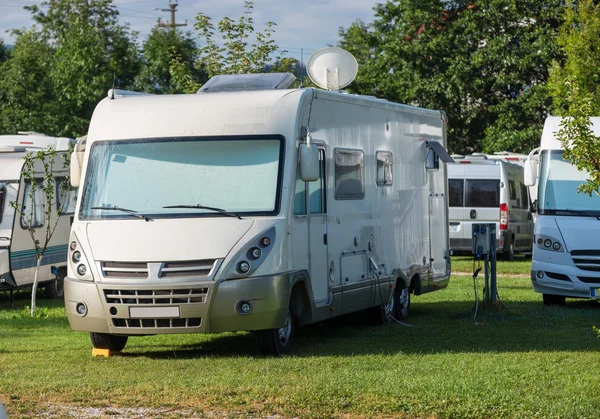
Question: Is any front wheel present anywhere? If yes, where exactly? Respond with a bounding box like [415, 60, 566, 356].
[90, 332, 128, 352]
[257, 303, 295, 356]
[45, 269, 65, 299]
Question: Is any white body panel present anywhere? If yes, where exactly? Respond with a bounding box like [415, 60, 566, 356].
[0, 134, 74, 290]
[447, 159, 533, 256]
[530, 116, 600, 299]
[64, 86, 451, 337]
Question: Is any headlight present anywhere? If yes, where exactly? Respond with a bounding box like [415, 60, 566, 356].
[227, 227, 276, 279]
[72, 251, 81, 263]
[237, 261, 250, 273]
[544, 239, 552, 248]
[536, 235, 564, 253]
[77, 264, 87, 276]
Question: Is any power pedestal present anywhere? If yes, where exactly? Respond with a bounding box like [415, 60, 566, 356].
[472, 223, 499, 310]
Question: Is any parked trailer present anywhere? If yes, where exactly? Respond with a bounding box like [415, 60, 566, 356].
[525, 116, 600, 305]
[65, 62, 453, 354]
[0, 133, 76, 298]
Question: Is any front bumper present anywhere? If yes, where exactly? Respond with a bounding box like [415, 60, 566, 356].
[531, 260, 600, 298]
[64, 273, 292, 335]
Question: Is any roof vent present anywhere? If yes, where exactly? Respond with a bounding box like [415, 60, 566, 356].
[198, 73, 296, 93]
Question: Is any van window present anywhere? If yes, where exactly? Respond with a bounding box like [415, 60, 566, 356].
[0, 183, 5, 223]
[520, 183, 530, 209]
[465, 179, 500, 208]
[508, 180, 517, 200]
[21, 182, 45, 228]
[376, 151, 393, 186]
[334, 149, 365, 200]
[56, 178, 78, 215]
[295, 149, 326, 215]
[448, 179, 464, 207]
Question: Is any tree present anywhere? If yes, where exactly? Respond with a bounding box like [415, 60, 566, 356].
[9, 146, 72, 316]
[548, 0, 600, 195]
[339, 0, 564, 154]
[170, 1, 295, 93]
[0, 0, 140, 138]
[135, 27, 206, 94]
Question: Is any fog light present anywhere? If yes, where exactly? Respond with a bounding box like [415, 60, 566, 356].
[537, 238, 543, 245]
[72, 251, 81, 263]
[553, 242, 561, 251]
[76, 302, 87, 316]
[237, 261, 250, 274]
[536, 270, 544, 279]
[250, 247, 261, 259]
[544, 239, 552, 248]
[70, 241, 77, 251]
[240, 302, 252, 314]
[261, 237, 271, 247]
[77, 264, 87, 276]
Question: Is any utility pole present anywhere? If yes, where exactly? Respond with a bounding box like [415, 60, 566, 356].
[156, 1, 187, 32]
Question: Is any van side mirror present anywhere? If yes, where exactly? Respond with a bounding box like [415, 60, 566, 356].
[524, 160, 537, 186]
[70, 150, 82, 187]
[299, 144, 319, 182]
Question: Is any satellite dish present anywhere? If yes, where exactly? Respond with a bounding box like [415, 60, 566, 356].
[306, 47, 358, 91]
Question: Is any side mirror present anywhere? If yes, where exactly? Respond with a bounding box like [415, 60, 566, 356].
[524, 160, 537, 187]
[426, 148, 439, 171]
[299, 144, 319, 182]
[70, 150, 82, 187]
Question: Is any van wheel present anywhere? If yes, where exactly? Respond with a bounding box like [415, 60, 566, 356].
[504, 239, 515, 261]
[90, 332, 128, 352]
[367, 286, 396, 325]
[257, 301, 295, 356]
[45, 270, 65, 299]
[543, 294, 566, 306]
[395, 286, 411, 320]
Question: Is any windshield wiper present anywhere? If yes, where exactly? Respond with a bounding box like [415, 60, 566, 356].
[163, 204, 243, 220]
[91, 205, 151, 222]
[551, 208, 600, 217]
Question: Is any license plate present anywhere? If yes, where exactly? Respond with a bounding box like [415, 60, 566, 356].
[591, 289, 600, 298]
[129, 306, 180, 318]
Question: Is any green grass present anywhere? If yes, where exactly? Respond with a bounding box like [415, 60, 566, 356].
[1, 270, 599, 418]
[452, 255, 531, 276]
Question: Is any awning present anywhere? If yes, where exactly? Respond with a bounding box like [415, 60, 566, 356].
[426, 140, 455, 163]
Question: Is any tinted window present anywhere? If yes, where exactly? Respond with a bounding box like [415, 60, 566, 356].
[466, 179, 500, 208]
[334, 149, 364, 200]
[520, 183, 530, 209]
[448, 179, 464, 207]
[508, 180, 517, 200]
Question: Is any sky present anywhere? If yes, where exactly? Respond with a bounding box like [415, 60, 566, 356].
[0, 0, 381, 60]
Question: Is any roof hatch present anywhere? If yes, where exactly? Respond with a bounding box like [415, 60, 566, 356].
[198, 73, 296, 93]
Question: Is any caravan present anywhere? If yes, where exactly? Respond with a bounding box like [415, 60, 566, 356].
[525, 116, 600, 305]
[0, 133, 76, 298]
[64, 49, 453, 355]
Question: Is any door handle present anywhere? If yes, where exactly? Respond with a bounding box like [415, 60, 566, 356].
[323, 234, 327, 245]
[470, 209, 477, 219]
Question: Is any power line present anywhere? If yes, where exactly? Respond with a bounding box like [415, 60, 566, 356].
[155, 1, 186, 31]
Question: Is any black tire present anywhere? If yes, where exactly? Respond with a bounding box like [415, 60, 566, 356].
[543, 293, 566, 306]
[90, 332, 128, 352]
[504, 238, 515, 261]
[395, 285, 411, 321]
[257, 302, 295, 356]
[45, 269, 65, 299]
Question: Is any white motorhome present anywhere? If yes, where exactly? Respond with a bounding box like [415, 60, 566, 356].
[525, 116, 600, 305]
[448, 155, 534, 259]
[0, 133, 76, 298]
[64, 54, 453, 355]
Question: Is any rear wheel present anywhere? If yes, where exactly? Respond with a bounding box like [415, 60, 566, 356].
[542, 294, 566, 306]
[45, 269, 65, 299]
[395, 286, 411, 320]
[504, 238, 515, 261]
[257, 301, 295, 356]
[90, 332, 128, 352]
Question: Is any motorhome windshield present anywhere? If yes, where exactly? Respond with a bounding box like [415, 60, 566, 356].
[80, 136, 284, 220]
[538, 150, 600, 215]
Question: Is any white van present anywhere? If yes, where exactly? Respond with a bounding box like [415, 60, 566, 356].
[448, 155, 534, 259]
[0, 133, 76, 298]
[525, 116, 600, 305]
[64, 64, 453, 355]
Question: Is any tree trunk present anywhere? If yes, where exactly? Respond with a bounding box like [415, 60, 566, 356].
[30, 256, 42, 317]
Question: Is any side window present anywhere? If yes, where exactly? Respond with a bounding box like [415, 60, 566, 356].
[56, 178, 78, 215]
[0, 183, 5, 223]
[508, 180, 517, 200]
[334, 149, 364, 200]
[21, 182, 46, 228]
[466, 179, 500, 208]
[376, 151, 393, 186]
[294, 149, 326, 215]
[448, 179, 464, 207]
[520, 183, 530, 209]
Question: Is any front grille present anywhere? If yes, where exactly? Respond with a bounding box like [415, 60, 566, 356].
[577, 276, 600, 284]
[103, 288, 209, 305]
[112, 318, 202, 328]
[571, 250, 600, 271]
[100, 259, 219, 279]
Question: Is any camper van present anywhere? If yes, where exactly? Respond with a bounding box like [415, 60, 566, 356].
[525, 116, 600, 305]
[0, 133, 76, 298]
[448, 155, 534, 260]
[64, 50, 453, 355]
